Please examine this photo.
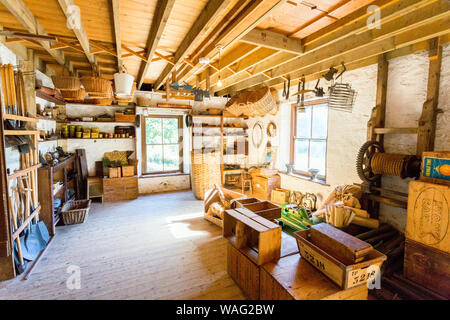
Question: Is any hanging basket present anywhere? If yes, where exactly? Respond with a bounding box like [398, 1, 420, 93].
[247, 86, 276, 117]
[52, 76, 81, 91]
[81, 76, 112, 96]
[60, 88, 86, 101]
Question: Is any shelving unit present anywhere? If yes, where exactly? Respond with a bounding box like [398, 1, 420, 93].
[191, 114, 249, 184]
[38, 154, 79, 236]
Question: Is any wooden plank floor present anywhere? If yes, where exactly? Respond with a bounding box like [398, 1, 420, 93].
[0, 191, 245, 300]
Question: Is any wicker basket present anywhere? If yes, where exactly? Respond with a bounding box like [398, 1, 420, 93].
[93, 97, 114, 105]
[247, 86, 276, 116]
[60, 88, 86, 101]
[52, 76, 81, 90]
[225, 91, 251, 116]
[191, 152, 221, 200]
[81, 76, 112, 97]
[61, 200, 91, 225]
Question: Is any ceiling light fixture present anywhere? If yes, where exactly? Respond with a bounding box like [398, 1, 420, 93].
[216, 44, 224, 88]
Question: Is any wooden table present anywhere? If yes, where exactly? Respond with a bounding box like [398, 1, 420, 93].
[260, 253, 368, 300]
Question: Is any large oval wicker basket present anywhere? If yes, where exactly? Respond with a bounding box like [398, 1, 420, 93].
[247, 86, 276, 116]
[191, 152, 221, 200]
[60, 88, 86, 101]
[52, 76, 81, 91]
[81, 76, 112, 97]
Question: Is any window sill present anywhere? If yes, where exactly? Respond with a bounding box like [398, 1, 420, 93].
[139, 172, 189, 179]
[278, 171, 330, 186]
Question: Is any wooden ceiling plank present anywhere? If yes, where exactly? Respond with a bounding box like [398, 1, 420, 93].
[111, 0, 122, 71]
[154, 51, 174, 65]
[177, 0, 287, 86]
[122, 45, 147, 61]
[57, 0, 96, 65]
[240, 28, 303, 54]
[136, 0, 176, 89]
[216, 0, 448, 94]
[288, 0, 352, 37]
[304, 0, 429, 52]
[0, 0, 68, 70]
[271, 0, 450, 79]
[217, 14, 450, 95]
[154, 0, 233, 89]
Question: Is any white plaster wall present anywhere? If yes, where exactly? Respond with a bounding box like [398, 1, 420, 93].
[280, 64, 378, 206]
[279, 45, 450, 233]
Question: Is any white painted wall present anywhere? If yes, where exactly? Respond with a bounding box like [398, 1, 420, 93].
[278, 44, 450, 233]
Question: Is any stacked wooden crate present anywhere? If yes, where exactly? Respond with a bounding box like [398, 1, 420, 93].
[404, 152, 450, 298]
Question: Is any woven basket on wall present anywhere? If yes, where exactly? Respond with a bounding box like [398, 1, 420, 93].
[52, 76, 81, 91]
[81, 76, 112, 97]
[247, 86, 276, 117]
[60, 88, 86, 101]
[191, 151, 221, 200]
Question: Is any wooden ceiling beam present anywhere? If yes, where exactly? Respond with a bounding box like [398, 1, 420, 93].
[288, 0, 352, 37]
[111, 0, 122, 71]
[240, 28, 303, 54]
[0, 0, 69, 71]
[215, 0, 448, 94]
[122, 45, 147, 62]
[217, 13, 450, 95]
[136, 0, 176, 89]
[154, 51, 174, 65]
[154, 0, 233, 89]
[176, 0, 287, 86]
[57, 0, 96, 65]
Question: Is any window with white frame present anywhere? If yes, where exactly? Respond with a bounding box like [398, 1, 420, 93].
[290, 101, 328, 180]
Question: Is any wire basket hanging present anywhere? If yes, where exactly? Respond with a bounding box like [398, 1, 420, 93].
[328, 82, 356, 112]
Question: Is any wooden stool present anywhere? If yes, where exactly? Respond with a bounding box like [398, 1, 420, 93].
[241, 172, 252, 194]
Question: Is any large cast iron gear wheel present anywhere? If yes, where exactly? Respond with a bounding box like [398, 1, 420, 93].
[356, 140, 384, 183]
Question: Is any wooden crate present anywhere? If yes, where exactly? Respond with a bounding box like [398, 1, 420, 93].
[260, 254, 368, 300]
[108, 167, 121, 178]
[242, 200, 281, 221]
[115, 112, 135, 122]
[103, 176, 138, 201]
[233, 197, 260, 208]
[406, 180, 450, 253]
[404, 239, 450, 298]
[252, 174, 280, 200]
[271, 188, 290, 205]
[223, 208, 281, 266]
[294, 229, 386, 290]
[227, 231, 299, 300]
[421, 151, 450, 186]
[310, 223, 373, 265]
[121, 165, 134, 177]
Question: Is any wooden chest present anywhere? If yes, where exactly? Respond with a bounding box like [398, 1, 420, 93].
[103, 176, 138, 201]
[252, 174, 280, 200]
[260, 254, 368, 300]
[404, 239, 450, 298]
[227, 232, 299, 300]
[406, 180, 450, 253]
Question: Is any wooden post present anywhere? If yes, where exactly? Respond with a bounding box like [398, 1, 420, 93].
[417, 37, 442, 156]
[205, 67, 211, 91]
[367, 53, 388, 143]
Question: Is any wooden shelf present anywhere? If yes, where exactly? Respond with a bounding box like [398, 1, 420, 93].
[58, 137, 135, 141]
[65, 103, 130, 108]
[4, 130, 39, 135]
[57, 120, 135, 124]
[2, 114, 38, 122]
[36, 89, 66, 105]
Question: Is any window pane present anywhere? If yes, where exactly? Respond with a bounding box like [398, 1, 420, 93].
[146, 145, 163, 172]
[145, 118, 162, 144]
[296, 107, 311, 138]
[163, 145, 180, 171]
[312, 105, 328, 139]
[163, 118, 179, 144]
[294, 140, 309, 172]
[310, 140, 326, 176]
